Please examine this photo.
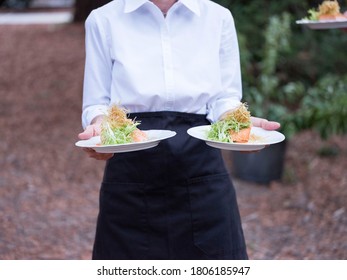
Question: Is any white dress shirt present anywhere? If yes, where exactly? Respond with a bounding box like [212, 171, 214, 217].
[82, 0, 242, 128]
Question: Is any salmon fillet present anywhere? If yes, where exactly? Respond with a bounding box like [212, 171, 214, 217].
[131, 129, 148, 142]
[229, 127, 251, 143]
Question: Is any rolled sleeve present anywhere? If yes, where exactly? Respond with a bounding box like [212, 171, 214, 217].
[207, 10, 242, 123]
[207, 98, 241, 122]
[82, 104, 108, 129]
[81, 10, 112, 128]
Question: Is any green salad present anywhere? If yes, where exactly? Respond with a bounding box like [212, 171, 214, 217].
[100, 105, 142, 145]
[207, 103, 252, 143]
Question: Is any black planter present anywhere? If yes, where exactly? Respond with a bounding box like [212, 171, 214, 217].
[231, 140, 287, 184]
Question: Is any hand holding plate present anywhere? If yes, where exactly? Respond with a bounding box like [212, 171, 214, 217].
[78, 116, 114, 160]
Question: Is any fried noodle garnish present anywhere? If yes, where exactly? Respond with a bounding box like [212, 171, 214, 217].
[318, 0, 341, 16]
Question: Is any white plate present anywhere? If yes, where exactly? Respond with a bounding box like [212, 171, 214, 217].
[187, 125, 285, 151]
[296, 19, 347, 29]
[75, 130, 176, 153]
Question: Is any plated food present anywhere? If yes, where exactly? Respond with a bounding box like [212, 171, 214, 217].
[188, 126, 285, 152]
[296, 0, 347, 29]
[187, 103, 285, 151]
[75, 130, 176, 153]
[305, 0, 347, 21]
[75, 104, 176, 153]
[100, 104, 147, 145]
[207, 103, 252, 143]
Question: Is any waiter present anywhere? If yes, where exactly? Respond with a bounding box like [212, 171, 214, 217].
[78, 0, 280, 260]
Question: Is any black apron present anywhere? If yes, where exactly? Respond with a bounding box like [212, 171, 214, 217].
[92, 111, 248, 260]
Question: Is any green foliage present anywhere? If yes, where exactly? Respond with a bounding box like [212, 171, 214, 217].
[240, 12, 305, 138]
[292, 74, 347, 138]
[217, 0, 347, 81]
[213, 0, 347, 139]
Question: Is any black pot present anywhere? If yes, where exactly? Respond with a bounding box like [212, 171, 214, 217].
[231, 140, 287, 184]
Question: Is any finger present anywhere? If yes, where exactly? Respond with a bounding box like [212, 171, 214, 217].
[96, 153, 114, 160]
[262, 121, 281, 131]
[78, 125, 96, 140]
[82, 148, 96, 157]
[82, 148, 113, 160]
[251, 117, 280, 131]
[90, 150, 113, 160]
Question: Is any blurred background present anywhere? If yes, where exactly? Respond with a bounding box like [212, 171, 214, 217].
[0, 0, 346, 259]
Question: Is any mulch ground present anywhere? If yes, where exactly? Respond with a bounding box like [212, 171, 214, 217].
[0, 23, 346, 260]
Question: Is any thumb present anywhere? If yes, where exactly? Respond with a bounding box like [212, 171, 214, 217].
[78, 125, 96, 140]
[251, 117, 281, 131]
[261, 120, 281, 131]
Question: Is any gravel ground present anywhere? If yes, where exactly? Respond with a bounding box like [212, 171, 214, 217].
[0, 23, 346, 260]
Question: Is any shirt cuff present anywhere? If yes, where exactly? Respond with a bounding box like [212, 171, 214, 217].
[82, 104, 109, 129]
[207, 99, 241, 123]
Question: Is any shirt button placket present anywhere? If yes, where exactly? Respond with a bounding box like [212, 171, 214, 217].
[160, 23, 175, 111]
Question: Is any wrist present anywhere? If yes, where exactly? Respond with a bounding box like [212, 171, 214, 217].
[91, 115, 105, 125]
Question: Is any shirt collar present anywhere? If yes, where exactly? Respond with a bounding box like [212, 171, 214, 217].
[123, 0, 147, 13]
[179, 0, 200, 16]
[123, 0, 201, 16]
